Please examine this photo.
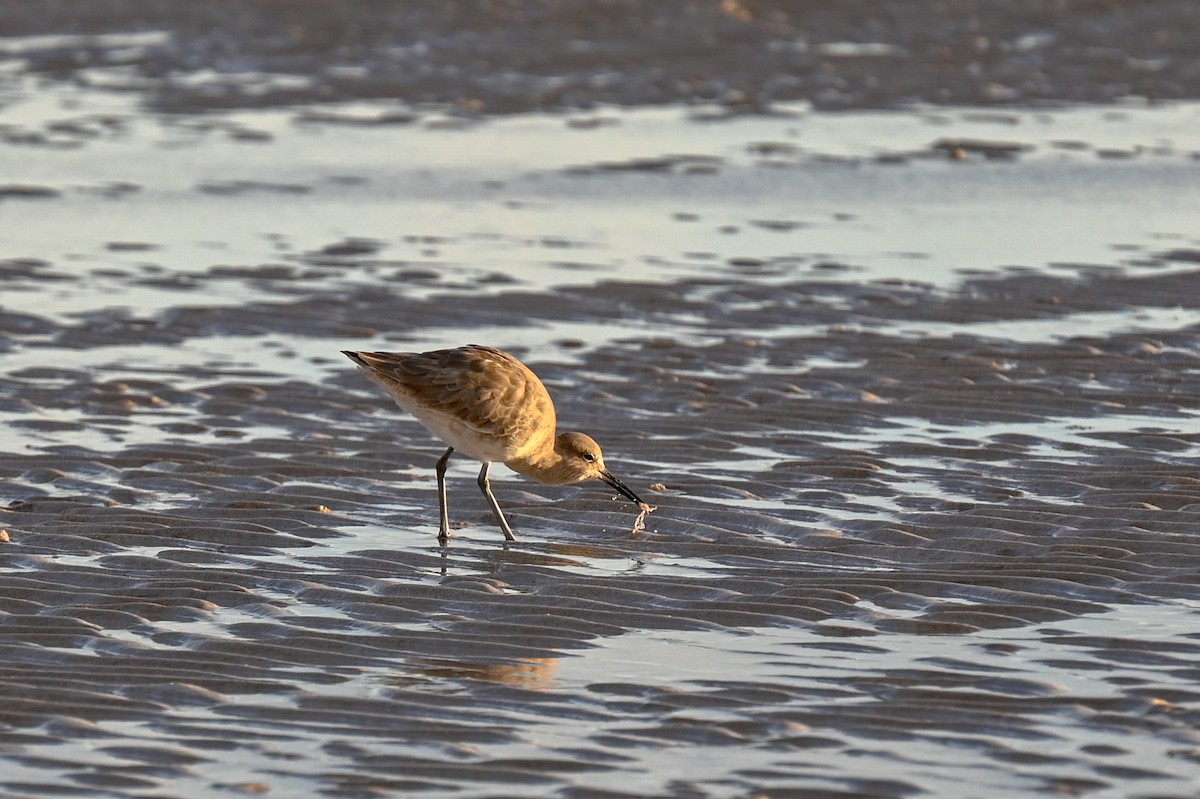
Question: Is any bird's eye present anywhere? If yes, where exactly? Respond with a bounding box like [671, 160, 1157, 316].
[582, 452, 596, 463]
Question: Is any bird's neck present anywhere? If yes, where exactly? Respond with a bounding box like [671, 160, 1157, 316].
[507, 441, 575, 486]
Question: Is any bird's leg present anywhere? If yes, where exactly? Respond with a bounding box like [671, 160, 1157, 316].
[477, 461, 516, 542]
[435, 447, 454, 541]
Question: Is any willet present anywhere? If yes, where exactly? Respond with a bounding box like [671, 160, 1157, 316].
[343, 345, 648, 541]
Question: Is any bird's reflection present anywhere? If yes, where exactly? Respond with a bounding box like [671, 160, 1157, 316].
[388, 656, 560, 691]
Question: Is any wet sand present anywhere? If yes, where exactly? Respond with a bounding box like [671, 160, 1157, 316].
[3, 0, 1200, 112]
[3, 5, 1200, 799]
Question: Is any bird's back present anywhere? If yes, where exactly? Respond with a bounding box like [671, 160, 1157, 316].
[346, 345, 557, 462]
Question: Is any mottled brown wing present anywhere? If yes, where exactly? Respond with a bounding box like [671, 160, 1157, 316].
[352, 346, 556, 444]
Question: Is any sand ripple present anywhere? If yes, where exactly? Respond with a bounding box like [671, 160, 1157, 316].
[3, 259, 1200, 796]
[4, 10, 1200, 789]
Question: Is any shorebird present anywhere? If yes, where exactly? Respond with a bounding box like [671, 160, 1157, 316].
[343, 345, 648, 541]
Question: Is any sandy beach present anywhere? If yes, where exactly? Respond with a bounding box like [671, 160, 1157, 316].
[2, 2, 1200, 797]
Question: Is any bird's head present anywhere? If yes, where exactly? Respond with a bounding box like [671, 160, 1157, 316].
[553, 431, 645, 507]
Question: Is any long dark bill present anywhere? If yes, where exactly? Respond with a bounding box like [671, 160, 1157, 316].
[600, 469, 645, 507]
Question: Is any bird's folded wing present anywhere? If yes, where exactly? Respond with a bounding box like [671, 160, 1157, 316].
[358, 347, 556, 443]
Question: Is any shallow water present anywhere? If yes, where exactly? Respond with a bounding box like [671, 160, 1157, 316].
[3, 24, 1200, 799]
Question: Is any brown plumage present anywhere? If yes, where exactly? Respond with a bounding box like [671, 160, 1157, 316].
[343, 345, 646, 541]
